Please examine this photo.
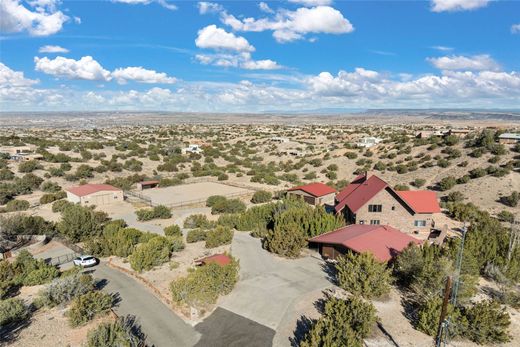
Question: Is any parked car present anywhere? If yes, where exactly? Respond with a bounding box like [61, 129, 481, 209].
[73, 255, 98, 267]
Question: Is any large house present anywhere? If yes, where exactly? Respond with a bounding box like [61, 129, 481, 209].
[309, 224, 421, 262]
[66, 184, 124, 206]
[335, 173, 440, 233]
[287, 183, 336, 206]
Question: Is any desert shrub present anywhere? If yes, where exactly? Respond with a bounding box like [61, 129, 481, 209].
[85, 315, 146, 347]
[187, 229, 207, 243]
[52, 199, 73, 212]
[86, 226, 152, 258]
[264, 221, 306, 258]
[38, 274, 95, 307]
[205, 226, 234, 248]
[39, 191, 66, 204]
[0, 298, 29, 326]
[500, 191, 519, 207]
[497, 210, 514, 223]
[170, 258, 239, 309]
[336, 252, 391, 299]
[183, 214, 214, 229]
[210, 197, 246, 215]
[23, 265, 60, 286]
[0, 214, 54, 237]
[4, 199, 30, 212]
[0, 169, 14, 180]
[251, 190, 272, 204]
[469, 167, 487, 179]
[439, 176, 457, 191]
[412, 178, 426, 188]
[129, 236, 182, 272]
[67, 291, 113, 327]
[457, 175, 470, 184]
[415, 297, 466, 337]
[206, 195, 227, 207]
[18, 160, 42, 173]
[394, 184, 409, 191]
[446, 191, 464, 202]
[300, 295, 377, 347]
[164, 225, 182, 237]
[57, 204, 108, 241]
[7, 250, 60, 287]
[135, 205, 171, 221]
[464, 300, 511, 344]
[40, 181, 62, 193]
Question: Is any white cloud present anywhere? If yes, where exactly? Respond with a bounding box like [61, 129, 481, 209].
[427, 54, 500, 71]
[34, 55, 177, 84]
[430, 0, 490, 12]
[431, 45, 454, 52]
[221, 6, 354, 43]
[111, 66, 176, 84]
[197, 2, 223, 14]
[196, 52, 282, 70]
[511, 24, 520, 34]
[38, 45, 69, 53]
[0, 0, 70, 36]
[195, 25, 255, 52]
[288, 0, 333, 6]
[258, 2, 274, 14]
[34, 56, 111, 81]
[0, 62, 39, 87]
[112, 0, 177, 11]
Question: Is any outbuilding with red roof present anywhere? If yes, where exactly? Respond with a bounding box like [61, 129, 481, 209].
[309, 224, 421, 262]
[195, 254, 232, 266]
[287, 182, 336, 206]
[66, 183, 124, 206]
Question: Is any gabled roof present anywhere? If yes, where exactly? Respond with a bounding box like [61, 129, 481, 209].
[309, 224, 421, 262]
[195, 254, 231, 266]
[335, 174, 366, 202]
[288, 182, 336, 197]
[66, 184, 121, 197]
[335, 175, 388, 213]
[395, 191, 441, 214]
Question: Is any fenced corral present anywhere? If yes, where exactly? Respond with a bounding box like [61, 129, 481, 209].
[128, 181, 255, 209]
[48, 252, 80, 266]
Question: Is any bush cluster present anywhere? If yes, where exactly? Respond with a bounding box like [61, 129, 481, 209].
[206, 195, 246, 215]
[85, 315, 146, 347]
[205, 226, 234, 248]
[251, 190, 272, 204]
[135, 205, 172, 221]
[67, 291, 114, 327]
[129, 235, 184, 272]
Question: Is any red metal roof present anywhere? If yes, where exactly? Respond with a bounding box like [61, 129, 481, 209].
[66, 184, 121, 197]
[335, 174, 366, 202]
[396, 191, 441, 214]
[335, 175, 388, 213]
[195, 254, 232, 266]
[288, 182, 336, 197]
[309, 224, 421, 262]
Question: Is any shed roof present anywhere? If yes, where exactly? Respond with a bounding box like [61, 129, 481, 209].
[309, 224, 421, 262]
[66, 184, 121, 197]
[288, 182, 336, 197]
[499, 133, 520, 140]
[195, 254, 232, 266]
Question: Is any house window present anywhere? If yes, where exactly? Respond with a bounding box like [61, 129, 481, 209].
[414, 220, 427, 227]
[370, 220, 380, 225]
[391, 206, 396, 211]
[368, 204, 382, 212]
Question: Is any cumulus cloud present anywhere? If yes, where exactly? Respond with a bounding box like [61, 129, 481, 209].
[0, 0, 70, 36]
[427, 54, 500, 71]
[197, 2, 223, 14]
[221, 5, 354, 43]
[511, 24, 520, 34]
[258, 2, 274, 13]
[111, 67, 177, 84]
[430, 0, 490, 12]
[196, 52, 282, 70]
[112, 0, 177, 11]
[34, 56, 177, 83]
[38, 45, 69, 53]
[195, 25, 255, 52]
[0, 62, 39, 87]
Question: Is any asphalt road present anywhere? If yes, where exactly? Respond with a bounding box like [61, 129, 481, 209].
[91, 263, 200, 347]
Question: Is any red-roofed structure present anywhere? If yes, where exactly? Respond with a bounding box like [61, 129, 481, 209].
[335, 173, 440, 233]
[66, 184, 123, 206]
[287, 182, 336, 206]
[195, 254, 232, 266]
[309, 224, 421, 262]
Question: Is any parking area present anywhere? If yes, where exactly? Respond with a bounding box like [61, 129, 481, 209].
[139, 182, 253, 207]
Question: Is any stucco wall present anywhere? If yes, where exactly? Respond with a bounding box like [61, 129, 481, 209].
[79, 190, 124, 205]
[287, 190, 336, 206]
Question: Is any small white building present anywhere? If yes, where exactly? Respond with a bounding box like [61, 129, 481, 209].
[66, 184, 124, 206]
[181, 144, 203, 154]
[270, 137, 289, 143]
[356, 137, 383, 148]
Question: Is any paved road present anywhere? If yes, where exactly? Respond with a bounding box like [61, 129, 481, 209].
[91, 263, 200, 347]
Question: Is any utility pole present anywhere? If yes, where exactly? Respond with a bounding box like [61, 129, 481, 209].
[451, 224, 467, 307]
[436, 276, 453, 347]
[507, 218, 519, 264]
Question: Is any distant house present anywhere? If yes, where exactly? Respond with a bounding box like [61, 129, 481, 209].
[195, 254, 232, 266]
[356, 137, 382, 148]
[446, 128, 471, 138]
[66, 184, 124, 206]
[309, 224, 421, 262]
[335, 173, 440, 233]
[181, 144, 203, 154]
[287, 183, 336, 206]
[270, 136, 289, 143]
[498, 133, 520, 144]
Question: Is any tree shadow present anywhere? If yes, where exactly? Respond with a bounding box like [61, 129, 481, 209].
[288, 315, 316, 347]
[0, 317, 32, 343]
[321, 262, 338, 285]
[400, 294, 418, 327]
[94, 278, 109, 290]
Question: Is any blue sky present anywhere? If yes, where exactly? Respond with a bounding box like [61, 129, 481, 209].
[0, 0, 519, 112]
